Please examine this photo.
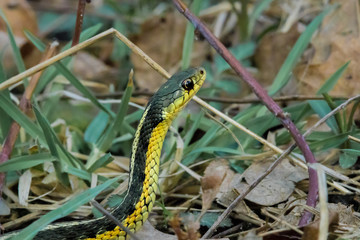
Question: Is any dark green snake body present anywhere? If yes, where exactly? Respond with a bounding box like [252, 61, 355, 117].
[1, 67, 205, 240]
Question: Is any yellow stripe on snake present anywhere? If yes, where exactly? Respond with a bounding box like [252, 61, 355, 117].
[2, 67, 205, 240]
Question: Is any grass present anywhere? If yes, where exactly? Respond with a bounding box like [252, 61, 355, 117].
[0, 1, 359, 239]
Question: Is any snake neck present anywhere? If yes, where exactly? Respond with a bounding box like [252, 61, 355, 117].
[95, 102, 172, 239]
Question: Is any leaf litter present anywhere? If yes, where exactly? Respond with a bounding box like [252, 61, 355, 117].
[0, 0, 360, 239]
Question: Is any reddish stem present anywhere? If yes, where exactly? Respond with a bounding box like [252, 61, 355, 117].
[72, 0, 88, 47]
[0, 44, 57, 195]
[172, 0, 318, 235]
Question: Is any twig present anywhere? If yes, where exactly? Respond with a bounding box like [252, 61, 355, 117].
[90, 200, 139, 240]
[0, 42, 58, 194]
[0, 29, 286, 165]
[72, 0, 89, 47]
[172, 0, 318, 235]
[198, 94, 360, 238]
[94, 92, 347, 104]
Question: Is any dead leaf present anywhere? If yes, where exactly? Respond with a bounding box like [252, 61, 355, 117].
[295, 0, 360, 97]
[216, 173, 261, 221]
[0, 0, 38, 37]
[169, 214, 200, 240]
[135, 221, 177, 240]
[0, 0, 40, 71]
[237, 159, 307, 206]
[302, 211, 338, 240]
[201, 160, 229, 213]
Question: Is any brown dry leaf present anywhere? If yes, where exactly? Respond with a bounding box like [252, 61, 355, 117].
[236, 159, 307, 206]
[0, 0, 40, 71]
[30, 177, 73, 199]
[139, 219, 229, 240]
[130, 13, 208, 91]
[168, 214, 200, 240]
[295, 0, 360, 96]
[276, 197, 307, 226]
[201, 159, 229, 213]
[135, 221, 177, 240]
[302, 211, 339, 240]
[216, 172, 260, 220]
[0, 0, 38, 37]
[254, 24, 301, 86]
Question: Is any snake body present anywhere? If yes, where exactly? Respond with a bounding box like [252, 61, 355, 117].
[2, 67, 205, 240]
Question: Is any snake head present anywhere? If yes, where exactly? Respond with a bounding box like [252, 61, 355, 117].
[152, 67, 206, 120]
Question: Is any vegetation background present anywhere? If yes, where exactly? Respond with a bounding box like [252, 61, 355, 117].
[0, 0, 359, 239]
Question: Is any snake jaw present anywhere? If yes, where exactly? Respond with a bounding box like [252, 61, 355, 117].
[163, 67, 206, 118]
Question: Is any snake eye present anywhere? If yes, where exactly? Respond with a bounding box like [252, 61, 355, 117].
[181, 79, 194, 90]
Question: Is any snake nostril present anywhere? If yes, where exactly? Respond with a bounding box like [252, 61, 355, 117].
[199, 69, 204, 75]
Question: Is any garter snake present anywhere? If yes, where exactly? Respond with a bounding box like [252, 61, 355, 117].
[2, 67, 205, 240]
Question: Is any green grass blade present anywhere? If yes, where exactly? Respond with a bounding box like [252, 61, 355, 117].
[97, 76, 133, 152]
[24, 30, 46, 52]
[33, 106, 83, 168]
[347, 100, 360, 131]
[86, 73, 133, 168]
[64, 166, 92, 181]
[54, 63, 113, 116]
[0, 153, 55, 172]
[188, 146, 243, 156]
[268, 8, 331, 95]
[29, 25, 102, 94]
[88, 153, 113, 173]
[183, 125, 220, 165]
[323, 93, 345, 132]
[308, 62, 350, 133]
[339, 149, 360, 169]
[215, 42, 256, 73]
[317, 61, 350, 95]
[84, 105, 111, 144]
[25, 23, 102, 53]
[0, 9, 26, 83]
[25, 28, 112, 117]
[11, 176, 120, 240]
[0, 94, 44, 143]
[248, 0, 273, 37]
[308, 131, 351, 152]
[0, 52, 11, 139]
[61, 24, 103, 51]
[33, 107, 70, 185]
[181, 0, 202, 69]
[184, 111, 204, 147]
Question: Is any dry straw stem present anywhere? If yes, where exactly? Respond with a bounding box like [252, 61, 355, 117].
[201, 94, 360, 239]
[0, 42, 58, 193]
[0, 28, 290, 161]
[172, 0, 318, 230]
[312, 163, 329, 240]
[260, 208, 303, 235]
[1, 26, 357, 237]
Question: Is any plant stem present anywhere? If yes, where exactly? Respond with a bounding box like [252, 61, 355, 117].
[172, 0, 318, 236]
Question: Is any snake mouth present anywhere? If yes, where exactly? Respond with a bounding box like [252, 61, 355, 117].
[162, 67, 206, 117]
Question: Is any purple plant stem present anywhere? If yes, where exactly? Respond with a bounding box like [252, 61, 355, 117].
[72, 0, 88, 47]
[172, 0, 318, 234]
